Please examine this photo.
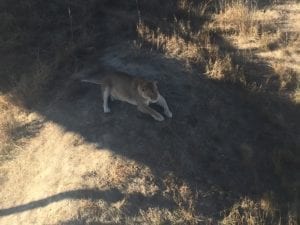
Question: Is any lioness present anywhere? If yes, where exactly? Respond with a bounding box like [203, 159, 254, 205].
[81, 71, 172, 121]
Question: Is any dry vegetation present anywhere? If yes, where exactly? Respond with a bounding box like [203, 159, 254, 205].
[137, 0, 300, 91]
[0, 0, 299, 224]
[0, 96, 42, 164]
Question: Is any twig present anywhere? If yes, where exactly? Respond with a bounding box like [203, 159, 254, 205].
[135, 0, 142, 24]
[68, 6, 74, 42]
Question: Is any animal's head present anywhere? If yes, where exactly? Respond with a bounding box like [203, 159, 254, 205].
[138, 80, 159, 102]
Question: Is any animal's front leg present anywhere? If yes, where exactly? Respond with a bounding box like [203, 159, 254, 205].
[156, 94, 172, 118]
[137, 104, 164, 121]
[102, 87, 111, 113]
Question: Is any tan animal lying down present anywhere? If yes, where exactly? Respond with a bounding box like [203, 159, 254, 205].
[81, 71, 172, 121]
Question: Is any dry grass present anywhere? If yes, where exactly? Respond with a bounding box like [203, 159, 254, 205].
[221, 197, 276, 225]
[139, 206, 200, 225]
[160, 175, 202, 224]
[271, 62, 299, 91]
[136, 1, 279, 86]
[0, 113, 19, 162]
[0, 95, 42, 164]
[257, 32, 300, 95]
[135, 3, 299, 224]
[136, 19, 245, 83]
[212, 0, 280, 46]
[205, 52, 233, 80]
[214, 0, 258, 37]
[221, 196, 298, 225]
[104, 158, 140, 186]
[136, 22, 203, 64]
[13, 61, 52, 103]
[211, 0, 300, 93]
[0, 1, 299, 225]
[177, 0, 213, 16]
[0, 96, 25, 163]
[294, 89, 300, 103]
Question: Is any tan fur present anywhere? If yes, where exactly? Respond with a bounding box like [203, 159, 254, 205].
[81, 71, 172, 121]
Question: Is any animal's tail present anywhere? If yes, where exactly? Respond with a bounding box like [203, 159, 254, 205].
[81, 78, 103, 85]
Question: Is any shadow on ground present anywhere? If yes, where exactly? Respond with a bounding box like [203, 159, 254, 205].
[0, 188, 175, 218]
[1, 41, 299, 225]
[0, 189, 122, 217]
[9, 44, 298, 223]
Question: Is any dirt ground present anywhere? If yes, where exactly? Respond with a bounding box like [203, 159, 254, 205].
[0, 2, 299, 225]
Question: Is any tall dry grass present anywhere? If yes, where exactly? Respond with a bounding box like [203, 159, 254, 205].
[221, 197, 298, 225]
[214, 0, 258, 36]
[0, 96, 37, 163]
[136, 22, 203, 63]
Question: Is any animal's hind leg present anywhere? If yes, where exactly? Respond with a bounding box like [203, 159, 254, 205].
[102, 87, 111, 113]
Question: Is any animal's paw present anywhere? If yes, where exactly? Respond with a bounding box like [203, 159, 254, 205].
[165, 110, 172, 118]
[104, 107, 111, 113]
[154, 114, 165, 122]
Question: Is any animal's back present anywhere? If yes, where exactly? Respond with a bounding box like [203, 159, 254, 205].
[103, 72, 139, 105]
